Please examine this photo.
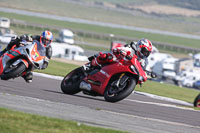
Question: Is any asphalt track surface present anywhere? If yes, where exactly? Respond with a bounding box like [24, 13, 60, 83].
[0, 74, 200, 133]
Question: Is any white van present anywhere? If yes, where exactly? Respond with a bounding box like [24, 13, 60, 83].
[147, 52, 172, 71]
[162, 58, 178, 78]
[0, 17, 10, 28]
[152, 57, 178, 80]
[51, 42, 88, 61]
[56, 29, 74, 44]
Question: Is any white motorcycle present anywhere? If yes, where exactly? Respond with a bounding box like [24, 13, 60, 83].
[0, 40, 46, 80]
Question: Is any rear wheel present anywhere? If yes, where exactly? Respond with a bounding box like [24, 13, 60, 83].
[104, 76, 136, 102]
[1, 62, 26, 80]
[61, 67, 85, 95]
[194, 94, 200, 107]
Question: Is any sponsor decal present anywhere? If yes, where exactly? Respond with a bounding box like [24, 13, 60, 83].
[100, 70, 109, 78]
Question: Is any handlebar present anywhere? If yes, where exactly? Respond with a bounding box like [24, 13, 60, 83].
[145, 70, 157, 78]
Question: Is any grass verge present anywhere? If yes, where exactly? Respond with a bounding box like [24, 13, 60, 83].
[37, 60, 80, 76]
[0, 107, 124, 133]
[135, 81, 200, 103]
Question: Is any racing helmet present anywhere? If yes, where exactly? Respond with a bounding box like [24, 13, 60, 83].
[40, 30, 53, 47]
[136, 38, 152, 58]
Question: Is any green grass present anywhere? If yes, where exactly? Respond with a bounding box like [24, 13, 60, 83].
[36, 60, 80, 76]
[37, 60, 200, 104]
[82, 0, 154, 4]
[0, 107, 124, 133]
[1, 11, 200, 49]
[136, 81, 200, 103]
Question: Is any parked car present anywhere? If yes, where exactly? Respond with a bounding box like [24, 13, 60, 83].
[181, 76, 197, 88]
[193, 80, 200, 90]
[174, 71, 198, 87]
[0, 28, 16, 44]
[0, 33, 16, 44]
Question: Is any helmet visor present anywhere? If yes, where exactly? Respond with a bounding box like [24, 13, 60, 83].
[42, 37, 51, 46]
[141, 47, 150, 57]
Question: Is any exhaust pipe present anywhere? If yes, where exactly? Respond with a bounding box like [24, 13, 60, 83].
[80, 81, 91, 91]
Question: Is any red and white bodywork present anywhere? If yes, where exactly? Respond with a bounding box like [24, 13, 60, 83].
[0, 40, 45, 80]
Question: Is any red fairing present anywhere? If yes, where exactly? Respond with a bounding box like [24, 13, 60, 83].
[0, 49, 22, 75]
[0, 57, 3, 75]
[84, 55, 146, 95]
[131, 55, 147, 82]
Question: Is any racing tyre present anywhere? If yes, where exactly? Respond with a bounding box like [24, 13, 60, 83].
[1, 62, 26, 80]
[194, 93, 200, 107]
[61, 67, 84, 95]
[104, 76, 136, 102]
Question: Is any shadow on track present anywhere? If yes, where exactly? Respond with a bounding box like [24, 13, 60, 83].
[43, 89, 105, 102]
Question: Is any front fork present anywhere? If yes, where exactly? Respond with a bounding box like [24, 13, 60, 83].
[115, 73, 125, 87]
[113, 73, 129, 91]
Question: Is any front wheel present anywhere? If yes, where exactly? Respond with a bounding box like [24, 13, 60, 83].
[1, 62, 26, 80]
[104, 76, 136, 102]
[194, 94, 200, 107]
[61, 67, 85, 95]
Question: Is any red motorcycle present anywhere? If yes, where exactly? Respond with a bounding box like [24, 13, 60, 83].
[61, 55, 156, 102]
[194, 93, 200, 107]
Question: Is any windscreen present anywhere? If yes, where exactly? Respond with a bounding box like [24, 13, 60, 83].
[34, 40, 46, 57]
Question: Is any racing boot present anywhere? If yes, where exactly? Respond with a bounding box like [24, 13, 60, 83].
[23, 72, 33, 83]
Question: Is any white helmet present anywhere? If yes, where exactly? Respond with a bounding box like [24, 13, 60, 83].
[136, 38, 152, 58]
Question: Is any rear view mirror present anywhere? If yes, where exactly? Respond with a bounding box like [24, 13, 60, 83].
[151, 72, 157, 78]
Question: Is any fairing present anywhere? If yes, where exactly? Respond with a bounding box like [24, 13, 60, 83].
[84, 55, 147, 95]
[0, 40, 45, 76]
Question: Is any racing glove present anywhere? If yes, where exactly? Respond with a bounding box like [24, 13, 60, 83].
[41, 57, 49, 69]
[20, 34, 33, 42]
[98, 52, 107, 60]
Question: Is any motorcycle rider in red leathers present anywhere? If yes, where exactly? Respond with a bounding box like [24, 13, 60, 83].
[83, 38, 153, 83]
[0, 30, 53, 83]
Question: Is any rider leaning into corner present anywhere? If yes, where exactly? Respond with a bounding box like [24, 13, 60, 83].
[0, 30, 53, 83]
[83, 38, 153, 84]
